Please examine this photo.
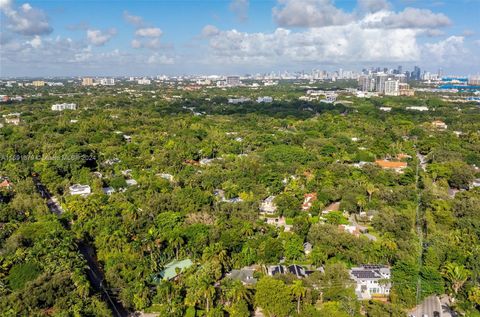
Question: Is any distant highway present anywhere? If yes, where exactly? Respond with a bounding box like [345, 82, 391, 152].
[31, 174, 130, 317]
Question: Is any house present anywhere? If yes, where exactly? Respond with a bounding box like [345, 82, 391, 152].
[123, 135, 132, 142]
[264, 216, 291, 231]
[350, 265, 391, 300]
[303, 242, 313, 255]
[69, 184, 91, 196]
[157, 173, 174, 182]
[104, 158, 121, 165]
[226, 267, 257, 285]
[470, 178, 480, 189]
[0, 179, 13, 189]
[102, 187, 115, 195]
[260, 196, 277, 214]
[121, 169, 132, 177]
[322, 201, 340, 215]
[432, 120, 448, 130]
[339, 224, 361, 237]
[125, 179, 138, 186]
[267, 265, 286, 276]
[157, 259, 193, 281]
[375, 160, 407, 172]
[268, 264, 312, 278]
[302, 193, 317, 211]
[3, 113, 20, 125]
[379, 107, 392, 112]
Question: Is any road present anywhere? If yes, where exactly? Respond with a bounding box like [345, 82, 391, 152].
[32, 174, 130, 317]
[409, 295, 442, 317]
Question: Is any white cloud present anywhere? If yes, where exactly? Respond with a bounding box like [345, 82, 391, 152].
[357, 0, 390, 13]
[272, 0, 352, 27]
[131, 37, 163, 49]
[424, 36, 467, 63]
[147, 53, 174, 65]
[229, 0, 249, 21]
[135, 27, 162, 37]
[205, 24, 420, 65]
[123, 11, 144, 27]
[202, 25, 220, 37]
[0, 0, 52, 35]
[86, 28, 117, 46]
[364, 7, 451, 29]
[27, 35, 42, 48]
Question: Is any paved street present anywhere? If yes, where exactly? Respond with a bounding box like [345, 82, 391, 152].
[410, 295, 441, 317]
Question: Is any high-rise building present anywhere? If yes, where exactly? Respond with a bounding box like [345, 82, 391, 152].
[226, 76, 241, 87]
[384, 80, 399, 96]
[412, 66, 421, 81]
[375, 73, 388, 93]
[358, 75, 374, 92]
[82, 77, 94, 86]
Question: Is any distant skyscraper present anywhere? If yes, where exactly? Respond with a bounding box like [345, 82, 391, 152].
[412, 66, 421, 81]
[384, 80, 399, 96]
[397, 65, 402, 74]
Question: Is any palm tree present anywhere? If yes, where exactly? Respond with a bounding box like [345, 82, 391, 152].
[356, 195, 367, 213]
[169, 234, 184, 260]
[290, 280, 307, 314]
[227, 280, 251, 305]
[365, 183, 377, 202]
[442, 262, 470, 300]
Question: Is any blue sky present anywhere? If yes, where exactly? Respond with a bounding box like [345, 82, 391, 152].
[1, 0, 479, 76]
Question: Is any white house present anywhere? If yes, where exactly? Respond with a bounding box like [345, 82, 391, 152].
[69, 184, 91, 196]
[259, 196, 277, 214]
[51, 103, 77, 111]
[350, 265, 391, 300]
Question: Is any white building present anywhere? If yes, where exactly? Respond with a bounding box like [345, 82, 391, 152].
[384, 80, 399, 96]
[100, 78, 115, 85]
[69, 184, 91, 196]
[260, 196, 277, 214]
[406, 106, 429, 111]
[350, 265, 391, 300]
[257, 96, 273, 103]
[137, 78, 151, 85]
[51, 103, 77, 111]
[228, 97, 251, 104]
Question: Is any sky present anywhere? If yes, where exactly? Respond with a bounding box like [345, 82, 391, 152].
[1, 0, 479, 77]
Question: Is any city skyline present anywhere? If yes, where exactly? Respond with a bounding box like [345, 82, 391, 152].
[1, 0, 480, 77]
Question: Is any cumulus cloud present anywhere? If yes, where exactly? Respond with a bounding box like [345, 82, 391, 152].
[86, 28, 117, 46]
[131, 38, 162, 49]
[123, 10, 144, 27]
[147, 53, 174, 65]
[357, 0, 390, 13]
[202, 25, 220, 37]
[205, 24, 420, 65]
[229, 0, 249, 21]
[135, 27, 162, 37]
[0, 0, 52, 36]
[272, 0, 352, 27]
[27, 35, 42, 48]
[424, 36, 467, 62]
[364, 7, 451, 29]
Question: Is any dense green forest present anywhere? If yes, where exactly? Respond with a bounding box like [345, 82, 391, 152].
[1, 84, 479, 316]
